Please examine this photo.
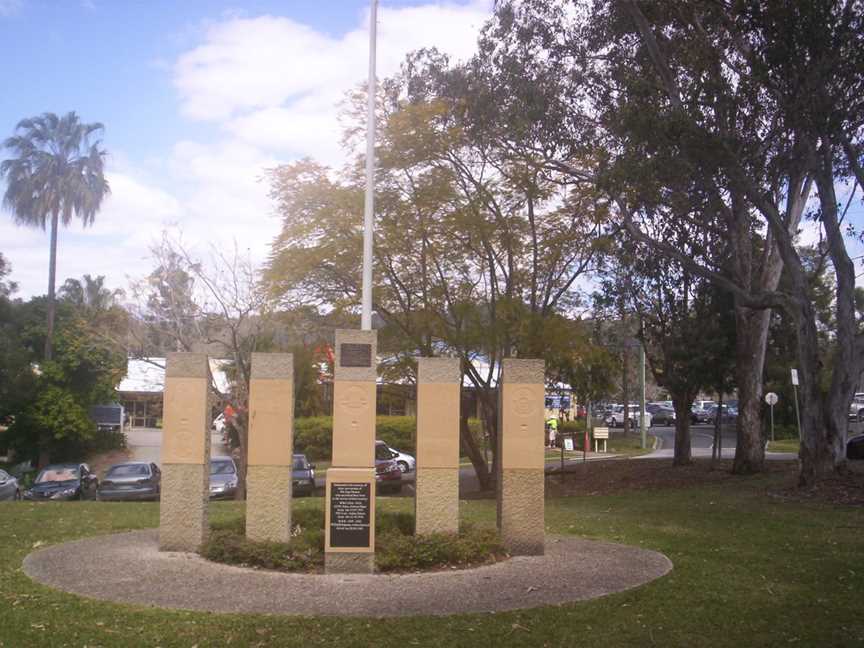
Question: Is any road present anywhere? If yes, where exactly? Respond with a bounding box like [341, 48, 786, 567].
[126, 427, 229, 465]
[644, 423, 738, 459]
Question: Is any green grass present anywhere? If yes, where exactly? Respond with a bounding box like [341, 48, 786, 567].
[768, 438, 801, 453]
[0, 472, 863, 646]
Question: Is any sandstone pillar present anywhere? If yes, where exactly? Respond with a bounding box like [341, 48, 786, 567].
[325, 330, 377, 573]
[159, 353, 210, 552]
[497, 358, 545, 555]
[415, 357, 460, 535]
[246, 353, 294, 543]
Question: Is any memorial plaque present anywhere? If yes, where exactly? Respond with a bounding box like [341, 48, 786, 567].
[329, 482, 371, 547]
[340, 343, 372, 368]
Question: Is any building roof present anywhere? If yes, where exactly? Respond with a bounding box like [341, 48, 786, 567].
[117, 357, 231, 395]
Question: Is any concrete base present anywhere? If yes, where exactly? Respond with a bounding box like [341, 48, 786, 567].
[415, 467, 459, 535]
[498, 468, 545, 555]
[246, 465, 292, 543]
[159, 463, 209, 552]
[325, 552, 375, 574]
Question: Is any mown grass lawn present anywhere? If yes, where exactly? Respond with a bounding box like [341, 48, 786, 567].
[0, 468, 862, 647]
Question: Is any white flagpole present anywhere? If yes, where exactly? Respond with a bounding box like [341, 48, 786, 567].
[361, 0, 378, 331]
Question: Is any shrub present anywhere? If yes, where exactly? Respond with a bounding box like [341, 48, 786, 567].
[294, 415, 418, 461]
[376, 525, 507, 572]
[200, 510, 506, 574]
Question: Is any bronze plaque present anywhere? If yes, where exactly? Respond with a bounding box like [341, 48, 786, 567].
[340, 343, 372, 368]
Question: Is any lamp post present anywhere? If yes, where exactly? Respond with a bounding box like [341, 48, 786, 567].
[361, 0, 378, 331]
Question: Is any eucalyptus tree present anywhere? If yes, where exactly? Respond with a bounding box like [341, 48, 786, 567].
[1, 112, 110, 360]
[478, 0, 864, 485]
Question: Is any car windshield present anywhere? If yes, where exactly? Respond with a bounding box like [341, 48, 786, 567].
[210, 460, 235, 475]
[106, 464, 149, 478]
[292, 458, 307, 470]
[36, 466, 79, 483]
[375, 445, 393, 460]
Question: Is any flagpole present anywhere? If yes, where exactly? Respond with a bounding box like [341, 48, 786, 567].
[361, 0, 378, 331]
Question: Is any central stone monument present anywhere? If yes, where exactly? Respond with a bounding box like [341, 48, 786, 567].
[324, 329, 378, 573]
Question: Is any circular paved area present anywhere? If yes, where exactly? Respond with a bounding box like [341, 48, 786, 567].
[23, 530, 672, 617]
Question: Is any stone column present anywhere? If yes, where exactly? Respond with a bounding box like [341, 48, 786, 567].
[159, 353, 210, 552]
[497, 358, 545, 555]
[325, 329, 377, 573]
[415, 357, 460, 535]
[246, 353, 294, 543]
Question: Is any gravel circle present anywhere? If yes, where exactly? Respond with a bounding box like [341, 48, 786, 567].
[23, 530, 672, 617]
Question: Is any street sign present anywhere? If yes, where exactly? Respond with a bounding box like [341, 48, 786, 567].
[765, 392, 778, 406]
[791, 369, 799, 386]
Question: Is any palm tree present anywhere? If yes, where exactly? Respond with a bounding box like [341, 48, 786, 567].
[59, 274, 123, 312]
[1, 112, 110, 360]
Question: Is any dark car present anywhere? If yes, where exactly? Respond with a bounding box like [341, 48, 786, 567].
[98, 462, 161, 501]
[848, 435, 864, 460]
[209, 456, 238, 500]
[23, 463, 98, 501]
[292, 454, 316, 496]
[651, 407, 676, 426]
[375, 441, 402, 494]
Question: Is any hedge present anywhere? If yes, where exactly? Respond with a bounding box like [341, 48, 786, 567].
[294, 415, 417, 461]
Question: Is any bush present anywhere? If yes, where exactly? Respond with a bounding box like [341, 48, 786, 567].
[294, 415, 417, 461]
[200, 509, 506, 574]
[561, 420, 587, 434]
[375, 525, 507, 572]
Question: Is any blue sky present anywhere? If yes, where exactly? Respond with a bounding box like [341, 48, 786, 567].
[0, 0, 491, 296]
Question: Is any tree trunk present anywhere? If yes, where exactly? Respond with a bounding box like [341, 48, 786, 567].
[45, 208, 60, 361]
[234, 412, 248, 500]
[792, 300, 836, 487]
[732, 305, 770, 474]
[461, 408, 491, 491]
[671, 395, 692, 466]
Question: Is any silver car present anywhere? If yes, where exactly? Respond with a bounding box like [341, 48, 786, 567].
[0, 469, 20, 500]
[209, 456, 239, 499]
[378, 442, 415, 474]
[98, 462, 161, 501]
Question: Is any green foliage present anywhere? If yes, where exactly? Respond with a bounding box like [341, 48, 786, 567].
[3, 297, 126, 461]
[375, 525, 506, 572]
[201, 507, 505, 574]
[294, 415, 417, 461]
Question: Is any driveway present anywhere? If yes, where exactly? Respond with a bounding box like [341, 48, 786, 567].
[125, 427, 229, 465]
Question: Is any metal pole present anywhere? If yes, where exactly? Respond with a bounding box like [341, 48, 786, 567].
[638, 345, 646, 448]
[360, 0, 378, 331]
[793, 384, 802, 443]
[770, 403, 775, 443]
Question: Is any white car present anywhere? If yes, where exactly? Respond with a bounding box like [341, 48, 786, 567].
[605, 405, 652, 428]
[378, 441, 415, 473]
[848, 393, 864, 421]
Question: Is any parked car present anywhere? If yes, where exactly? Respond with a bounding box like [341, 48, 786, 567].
[98, 462, 161, 501]
[292, 454, 316, 496]
[375, 441, 402, 494]
[650, 407, 676, 426]
[209, 456, 238, 499]
[23, 463, 99, 501]
[381, 443, 415, 474]
[706, 404, 738, 423]
[605, 405, 653, 428]
[848, 393, 864, 422]
[847, 434, 864, 460]
[691, 406, 712, 424]
[0, 469, 20, 500]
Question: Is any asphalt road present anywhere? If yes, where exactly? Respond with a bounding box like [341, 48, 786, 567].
[645, 423, 738, 459]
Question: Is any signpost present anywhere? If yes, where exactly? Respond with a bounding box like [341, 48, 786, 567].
[764, 392, 778, 442]
[791, 369, 802, 442]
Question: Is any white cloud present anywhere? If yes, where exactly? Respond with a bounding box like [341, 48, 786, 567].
[174, 2, 491, 162]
